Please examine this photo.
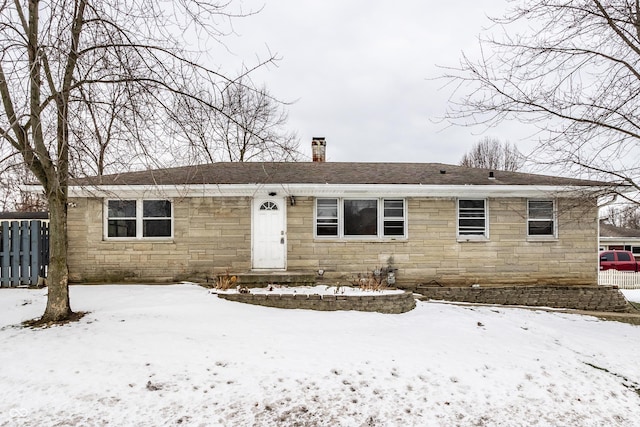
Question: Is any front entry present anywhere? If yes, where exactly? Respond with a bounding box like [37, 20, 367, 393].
[252, 197, 286, 269]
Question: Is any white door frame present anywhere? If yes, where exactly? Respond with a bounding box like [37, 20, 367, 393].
[251, 197, 287, 270]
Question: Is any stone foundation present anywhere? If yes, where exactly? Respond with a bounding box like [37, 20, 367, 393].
[215, 291, 416, 314]
[415, 285, 633, 312]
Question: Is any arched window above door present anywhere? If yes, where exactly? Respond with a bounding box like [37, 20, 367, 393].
[260, 201, 278, 211]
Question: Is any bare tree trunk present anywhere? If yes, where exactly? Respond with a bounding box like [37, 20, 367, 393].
[0, 0, 281, 324]
[42, 193, 71, 321]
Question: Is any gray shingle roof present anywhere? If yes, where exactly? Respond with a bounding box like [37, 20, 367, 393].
[599, 221, 640, 238]
[71, 162, 607, 187]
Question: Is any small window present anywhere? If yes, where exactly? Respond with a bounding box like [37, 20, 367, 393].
[108, 200, 137, 238]
[383, 199, 405, 236]
[528, 200, 555, 237]
[601, 252, 614, 261]
[458, 199, 487, 238]
[617, 252, 632, 261]
[143, 200, 172, 237]
[316, 198, 338, 236]
[106, 199, 172, 239]
[260, 201, 278, 211]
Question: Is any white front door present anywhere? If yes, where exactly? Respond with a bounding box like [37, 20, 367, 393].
[252, 197, 286, 269]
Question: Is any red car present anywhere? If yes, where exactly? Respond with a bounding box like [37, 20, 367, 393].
[599, 250, 639, 271]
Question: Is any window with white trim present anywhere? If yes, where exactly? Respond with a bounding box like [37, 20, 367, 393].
[458, 199, 487, 238]
[316, 198, 339, 236]
[527, 200, 555, 237]
[383, 199, 405, 236]
[315, 198, 405, 238]
[106, 199, 172, 239]
[344, 199, 377, 236]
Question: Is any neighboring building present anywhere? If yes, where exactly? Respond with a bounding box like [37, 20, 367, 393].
[599, 220, 640, 253]
[0, 212, 48, 221]
[59, 138, 609, 286]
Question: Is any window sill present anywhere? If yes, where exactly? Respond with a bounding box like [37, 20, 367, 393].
[457, 237, 489, 243]
[314, 237, 408, 243]
[103, 238, 175, 242]
[526, 236, 558, 242]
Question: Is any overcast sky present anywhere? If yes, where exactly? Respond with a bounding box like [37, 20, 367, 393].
[215, 0, 527, 164]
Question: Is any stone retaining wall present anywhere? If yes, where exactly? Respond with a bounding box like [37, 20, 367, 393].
[415, 285, 632, 312]
[216, 291, 416, 314]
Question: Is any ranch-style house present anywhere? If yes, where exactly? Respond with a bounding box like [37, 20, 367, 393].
[61, 138, 610, 287]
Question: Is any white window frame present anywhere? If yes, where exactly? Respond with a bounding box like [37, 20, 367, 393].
[382, 199, 406, 237]
[457, 198, 489, 241]
[314, 198, 407, 239]
[343, 198, 379, 237]
[104, 199, 174, 240]
[527, 199, 557, 239]
[315, 198, 339, 237]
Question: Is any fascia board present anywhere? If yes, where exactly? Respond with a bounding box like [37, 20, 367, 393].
[282, 184, 602, 198]
[599, 237, 640, 241]
[66, 184, 261, 198]
[62, 183, 607, 199]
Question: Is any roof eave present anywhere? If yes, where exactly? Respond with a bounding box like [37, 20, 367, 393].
[57, 183, 609, 198]
[599, 236, 640, 241]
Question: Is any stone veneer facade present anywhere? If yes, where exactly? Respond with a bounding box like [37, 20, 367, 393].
[67, 195, 598, 285]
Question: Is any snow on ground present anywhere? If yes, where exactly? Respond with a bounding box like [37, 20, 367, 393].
[622, 289, 640, 304]
[0, 284, 639, 427]
[213, 284, 404, 296]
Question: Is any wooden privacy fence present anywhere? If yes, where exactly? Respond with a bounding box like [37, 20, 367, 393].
[0, 220, 49, 287]
[598, 270, 640, 290]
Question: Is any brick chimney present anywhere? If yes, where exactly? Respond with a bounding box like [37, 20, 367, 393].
[311, 137, 326, 162]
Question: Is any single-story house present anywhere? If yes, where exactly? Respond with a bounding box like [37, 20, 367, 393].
[61, 138, 611, 287]
[599, 220, 640, 253]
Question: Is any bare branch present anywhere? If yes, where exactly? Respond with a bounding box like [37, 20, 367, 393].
[459, 137, 523, 171]
[0, 0, 289, 322]
[442, 0, 640, 201]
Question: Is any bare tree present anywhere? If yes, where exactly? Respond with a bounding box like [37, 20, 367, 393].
[442, 0, 640, 201]
[170, 76, 300, 163]
[0, 0, 275, 322]
[602, 204, 640, 229]
[0, 159, 46, 212]
[69, 80, 155, 177]
[459, 137, 523, 171]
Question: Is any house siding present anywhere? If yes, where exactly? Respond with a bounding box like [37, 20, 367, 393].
[67, 195, 598, 285]
[67, 197, 252, 282]
[288, 197, 598, 286]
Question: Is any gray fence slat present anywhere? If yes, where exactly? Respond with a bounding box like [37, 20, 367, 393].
[10, 222, 19, 286]
[20, 221, 30, 283]
[0, 222, 8, 287]
[30, 221, 40, 285]
[41, 222, 49, 279]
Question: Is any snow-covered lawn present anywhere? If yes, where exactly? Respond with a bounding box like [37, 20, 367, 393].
[1, 285, 639, 427]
